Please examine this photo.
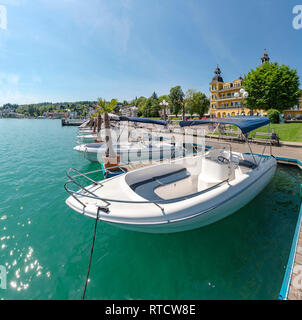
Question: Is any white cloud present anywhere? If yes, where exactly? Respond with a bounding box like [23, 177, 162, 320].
[0, 5, 7, 30]
[0, 89, 45, 105]
[0, 73, 45, 105]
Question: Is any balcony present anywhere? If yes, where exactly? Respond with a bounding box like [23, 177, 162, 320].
[216, 96, 243, 101]
[210, 85, 242, 93]
[211, 105, 243, 110]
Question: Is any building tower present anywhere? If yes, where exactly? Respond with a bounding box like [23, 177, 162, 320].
[212, 66, 224, 83]
[261, 49, 270, 64]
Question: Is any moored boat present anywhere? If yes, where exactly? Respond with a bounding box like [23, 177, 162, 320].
[74, 141, 184, 163]
[65, 117, 277, 233]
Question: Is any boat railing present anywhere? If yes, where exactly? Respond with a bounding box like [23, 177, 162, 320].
[64, 156, 231, 211]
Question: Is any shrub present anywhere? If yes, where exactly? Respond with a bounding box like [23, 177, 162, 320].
[267, 109, 280, 124]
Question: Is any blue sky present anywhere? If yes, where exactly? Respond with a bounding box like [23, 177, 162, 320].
[0, 0, 301, 105]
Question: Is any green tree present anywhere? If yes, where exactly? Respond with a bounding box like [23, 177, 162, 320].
[151, 92, 158, 100]
[133, 96, 147, 116]
[185, 89, 195, 116]
[28, 105, 35, 116]
[267, 109, 280, 124]
[243, 62, 300, 112]
[150, 92, 160, 117]
[169, 86, 185, 119]
[141, 98, 153, 117]
[185, 90, 210, 118]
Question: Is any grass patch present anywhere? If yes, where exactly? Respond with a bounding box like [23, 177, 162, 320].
[207, 123, 302, 143]
[250, 123, 302, 142]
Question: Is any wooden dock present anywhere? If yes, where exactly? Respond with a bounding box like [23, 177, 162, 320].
[62, 118, 85, 126]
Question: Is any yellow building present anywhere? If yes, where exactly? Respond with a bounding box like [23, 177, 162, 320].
[209, 67, 263, 118]
[283, 93, 302, 120]
[210, 51, 270, 118]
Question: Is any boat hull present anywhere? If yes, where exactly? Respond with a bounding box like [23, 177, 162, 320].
[66, 156, 277, 233]
[74, 144, 183, 163]
[103, 163, 276, 233]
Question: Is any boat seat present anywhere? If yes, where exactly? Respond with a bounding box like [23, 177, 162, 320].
[130, 168, 191, 201]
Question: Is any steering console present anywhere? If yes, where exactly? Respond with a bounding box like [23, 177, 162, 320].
[217, 156, 230, 165]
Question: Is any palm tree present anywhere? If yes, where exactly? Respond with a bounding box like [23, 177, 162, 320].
[89, 115, 94, 129]
[97, 113, 102, 133]
[97, 98, 118, 160]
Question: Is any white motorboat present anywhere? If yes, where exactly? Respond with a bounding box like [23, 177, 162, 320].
[65, 117, 277, 233]
[75, 117, 174, 161]
[77, 114, 121, 141]
[77, 134, 98, 143]
[74, 141, 184, 163]
[77, 127, 120, 143]
[78, 130, 94, 136]
[79, 119, 90, 128]
[76, 116, 168, 142]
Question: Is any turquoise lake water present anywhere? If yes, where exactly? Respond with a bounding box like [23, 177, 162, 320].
[0, 119, 302, 300]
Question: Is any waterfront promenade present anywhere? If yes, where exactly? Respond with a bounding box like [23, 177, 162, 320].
[287, 225, 302, 300]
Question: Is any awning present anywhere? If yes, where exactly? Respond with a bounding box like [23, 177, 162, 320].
[179, 116, 270, 134]
[119, 117, 167, 126]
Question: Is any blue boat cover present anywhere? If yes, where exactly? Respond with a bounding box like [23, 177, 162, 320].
[109, 115, 121, 121]
[120, 117, 167, 126]
[179, 116, 270, 134]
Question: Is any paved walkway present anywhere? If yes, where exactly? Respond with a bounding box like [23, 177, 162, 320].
[163, 131, 302, 167]
[288, 226, 302, 300]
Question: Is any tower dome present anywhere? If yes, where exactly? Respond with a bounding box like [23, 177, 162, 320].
[261, 49, 270, 64]
[212, 66, 223, 82]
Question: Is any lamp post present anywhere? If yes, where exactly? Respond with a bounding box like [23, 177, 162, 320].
[160, 100, 169, 121]
[234, 88, 249, 116]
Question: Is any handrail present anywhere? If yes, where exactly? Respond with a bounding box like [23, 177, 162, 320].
[67, 167, 105, 186]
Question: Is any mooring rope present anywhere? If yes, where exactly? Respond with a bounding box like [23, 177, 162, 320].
[82, 207, 101, 300]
